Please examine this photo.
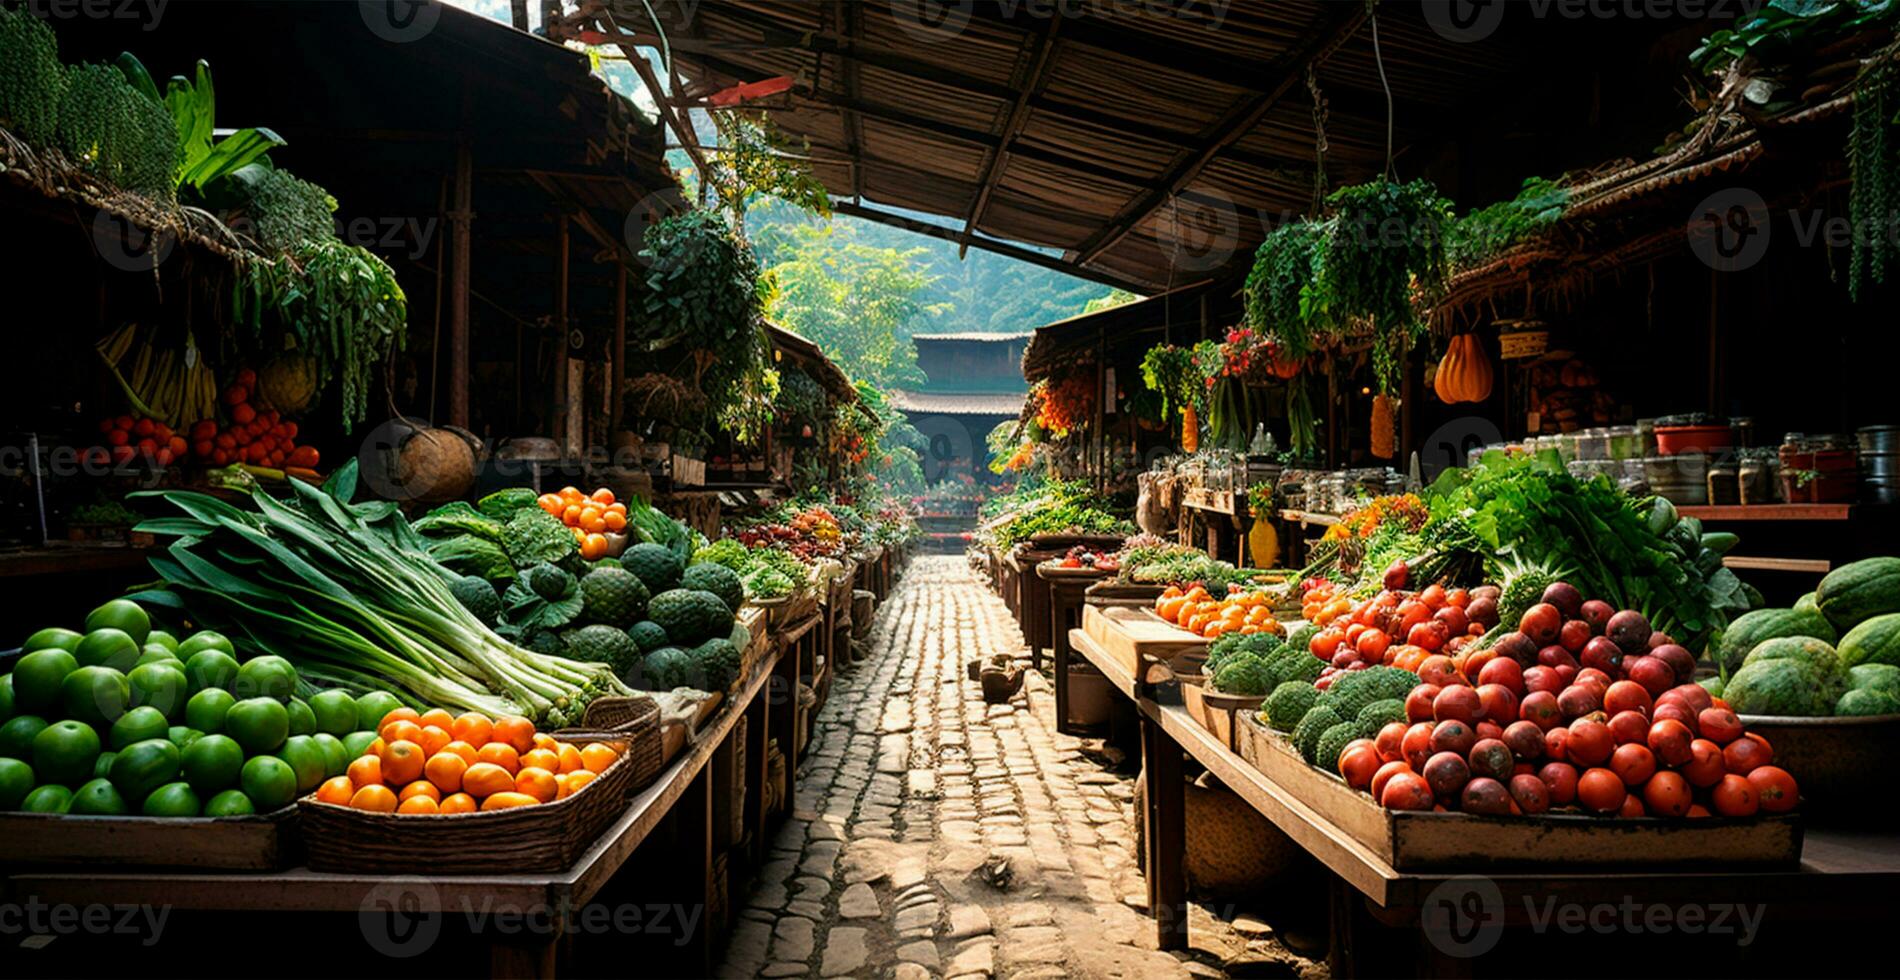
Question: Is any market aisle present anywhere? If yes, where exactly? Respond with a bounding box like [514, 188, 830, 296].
[716, 555, 1196, 979]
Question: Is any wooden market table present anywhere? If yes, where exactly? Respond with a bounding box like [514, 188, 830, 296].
[2, 642, 802, 978]
[1066, 623, 1900, 976]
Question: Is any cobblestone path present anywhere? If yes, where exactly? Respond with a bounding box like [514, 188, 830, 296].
[715, 555, 1195, 980]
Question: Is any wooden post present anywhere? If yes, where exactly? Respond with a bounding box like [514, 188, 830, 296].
[611, 264, 628, 434]
[1326, 355, 1339, 468]
[554, 213, 570, 452]
[1141, 713, 1187, 950]
[509, 0, 528, 30]
[448, 140, 472, 428]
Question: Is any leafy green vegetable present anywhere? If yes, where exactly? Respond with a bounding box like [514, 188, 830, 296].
[503, 507, 577, 569]
[504, 563, 583, 631]
[692, 538, 749, 573]
[414, 502, 504, 542]
[427, 535, 515, 583]
[476, 488, 540, 520]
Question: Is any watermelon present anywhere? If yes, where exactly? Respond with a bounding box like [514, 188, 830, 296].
[1815, 557, 1900, 631]
[1713, 607, 1835, 676]
[1839, 613, 1900, 668]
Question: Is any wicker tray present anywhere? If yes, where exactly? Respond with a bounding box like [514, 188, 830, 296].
[555, 695, 664, 794]
[297, 732, 637, 875]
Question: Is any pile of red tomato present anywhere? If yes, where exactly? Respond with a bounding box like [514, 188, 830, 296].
[1331, 580, 1798, 819]
[1300, 570, 1503, 687]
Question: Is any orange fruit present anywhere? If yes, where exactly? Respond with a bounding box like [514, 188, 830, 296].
[378, 706, 421, 729]
[380, 719, 422, 746]
[481, 791, 540, 811]
[603, 510, 627, 533]
[1156, 597, 1188, 622]
[365, 736, 385, 758]
[439, 792, 478, 814]
[556, 743, 586, 773]
[1202, 621, 1228, 638]
[399, 781, 442, 803]
[559, 485, 583, 503]
[1161, 585, 1184, 599]
[515, 766, 559, 803]
[476, 742, 520, 774]
[417, 725, 452, 757]
[425, 752, 468, 793]
[521, 748, 561, 773]
[380, 739, 426, 786]
[397, 795, 440, 815]
[349, 784, 399, 813]
[493, 716, 536, 755]
[451, 713, 492, 747]
[418, 708, 455, 730]
[531, 732, 558, 752]
[580, 533, 608, 561]
[347, 755, 383, 789]
[462, 762, 516, 799]
[559, 770, 597, 797]
[439, 740, 480, 767]
[316, 775, 355, 805]
[589, 488, 615, 506]
[579, 742, 619, 774]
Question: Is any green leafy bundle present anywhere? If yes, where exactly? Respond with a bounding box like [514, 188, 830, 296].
[0, 7, 65, 145]
[1242, 220, 1334, 358]
[248, 167, 338, 252]
[1317, 179, 1453, 393]
[235, 240, 407, 432]
[129, 462, 628, 727]
[55, 61, 179, 198]
[1139, 344, 1200, 422]
[1446, 177, 1569, 271]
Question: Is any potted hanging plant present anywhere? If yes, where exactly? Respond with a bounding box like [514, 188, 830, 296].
[1140, 344, 1200, 451]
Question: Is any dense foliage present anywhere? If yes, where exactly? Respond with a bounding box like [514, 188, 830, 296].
[0, 7, 64, 145]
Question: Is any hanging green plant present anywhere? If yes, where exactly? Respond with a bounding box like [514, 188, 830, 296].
[1848, 54, 1898, 299]
[1318, 178, 1453, 393]
[1242, 220, 1334, 358]
[54, 61, 179, 199]
[0, 7, 65, 145]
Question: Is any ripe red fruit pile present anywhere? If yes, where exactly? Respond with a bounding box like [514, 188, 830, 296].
[1304, 581, 1503, 686]
[185, 369, 319, 471]
[90, 415, 189, 467]
[1336, 580, 1799, 819]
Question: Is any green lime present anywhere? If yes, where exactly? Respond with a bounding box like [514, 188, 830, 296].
[31, 720, 100, 786]
[184, 688, 236, 733]
[10, 649, 78, 714]
[60, 666, 129, 729]
[285, 697, 316, 736]
[239, 755, 296, 811]
[109, 706, 170, 749]
[94, 750, 116, 779]
[225, 698, 288, 755]
[176, 630, 235, 659]
[69, 777, 129, 815]
[0, 757, 35, 809]
[277, 735, 327, 794]
[311, 733, 349, 777]
[21, 627, 83, 654]
[308, 690, 357, 736]
[182, 650, 239, 694]
[0, 715, 48, 760]
[180, 734, 243, 794]
[354, 691, 404, 731]
[141, 781, 201, 817]
[84, 600, 150, 646]
[202, 788, 254, 817]
[233, 656, 298, 701]
[167, 726, 204, 750]
[0, 673, 14, 721]
[342, 730, 379, 759]
[134, 649, 180, 669]
[108, 738, 180, 805]
[74, 628, 140, 673]
[127, 662, 189, 720]
[145, 630, 179, 652]
[21, 784, 73, 813]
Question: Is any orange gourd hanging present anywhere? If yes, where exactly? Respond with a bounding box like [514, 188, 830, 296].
[1433, 338, 1461, 403]
[1436, 334, 1495, 403]
[1180, 403, 1200, 453]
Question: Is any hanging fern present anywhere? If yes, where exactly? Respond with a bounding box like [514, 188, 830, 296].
[1848, 56, 1898, 300]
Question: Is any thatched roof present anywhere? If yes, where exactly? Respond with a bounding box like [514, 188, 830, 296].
[577, 0, 1656, 292]
[885, 390, 1026, 417]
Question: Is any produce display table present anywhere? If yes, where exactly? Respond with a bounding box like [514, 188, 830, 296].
[1067, 624, 1900, 975]
[1035, 561, 1116, 735]
[2, 645, 797, 978]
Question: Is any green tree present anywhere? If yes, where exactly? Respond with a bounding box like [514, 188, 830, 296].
[761, 222, 943, 389]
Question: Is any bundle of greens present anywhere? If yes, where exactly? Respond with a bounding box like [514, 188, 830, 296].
[0, 6, 65, 145]
[55, 61, 179, 198]
[130, 463, 629, 727]
[234, 240, 407, 432]
[247, 167, 338, 252]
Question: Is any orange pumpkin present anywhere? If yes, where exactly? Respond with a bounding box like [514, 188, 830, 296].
[1436, 334, 1494, 403]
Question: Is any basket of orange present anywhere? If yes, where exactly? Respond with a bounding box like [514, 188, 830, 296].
[536, 486, 632, 561]
[297, 708, 636, 874]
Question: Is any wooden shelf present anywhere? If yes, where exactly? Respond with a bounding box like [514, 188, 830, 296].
[1723, 555, 1833, 575]
[1678, 504, 1854, 521]
[1278, 509, 1341, 527]
[0, 544, 155, 579]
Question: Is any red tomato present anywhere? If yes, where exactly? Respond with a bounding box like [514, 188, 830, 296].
[1746, 766, 1799, 813]
[1508, 773, 1550, 814]
[1618, 793, 1648, 818]
[1641, 771, 1693, 817]
[1722, 733, 1773, 775]
[1407, 620, 1448, 652]
[1432, 685, 1484, 725]
[1538, 761, 1579, 805]
[1609, 743, 1656, 787]
[1711, 773, 1759, 817]
[1371, 760, 1413, 801]
[1683, 739, 1726, 788]
[1355, 628, 1391, 662]
[1576, 767, 1627, 814]
[1340, 744, 1383, 789]
[1603, 680, 1653, 718]
[1417, 655, 1462, 689]
[1418, 584, 1447, 610]
[1375, 722, 1409, 762]
[1565, 719, 1613, 767]
[1380, 772, 1436, 811]
[1697, 707, 1744, 745]
[1646, 719, 1694, 767]
[1400, 722, 1436, 769]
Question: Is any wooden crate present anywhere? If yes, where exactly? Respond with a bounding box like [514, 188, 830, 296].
[0, 805, 300, 871]
[1080, 605, 1208, 686]
[1234, 715, 1804, 872]
[1179, 677, 1264, 753]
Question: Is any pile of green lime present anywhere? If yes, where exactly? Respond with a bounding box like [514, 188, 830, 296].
[0, 599, 395, 817]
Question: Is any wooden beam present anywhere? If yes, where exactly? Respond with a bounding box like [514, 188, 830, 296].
[1074, 6, 1366, 267]
[509, 0, 528, 31]
[958, 16, 1061, 258]
[589, 14, 716, 193]
[612, 263, 627, 433]
[830, 201, 1146, 293]
[838, 0, 864, 201]
[448, 139, 473, 429]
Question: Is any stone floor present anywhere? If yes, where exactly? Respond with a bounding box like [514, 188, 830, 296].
[716, 556, 1323, 980]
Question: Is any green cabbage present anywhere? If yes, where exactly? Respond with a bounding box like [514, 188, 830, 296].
[414, 501, 504, 542]
[477, 488, 540, 520]
[504, 507, 577, 569]
[428, 535, 515, 582]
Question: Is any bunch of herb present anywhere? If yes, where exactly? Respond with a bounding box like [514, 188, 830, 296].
[1318, 179, 1453, 392]
[234, 240, 407, 432]
[55, 61, 179, 199]
[1140, 344, 1201, 421]
[0, 7, 65, 145]
[1849, 54, 1898, 299]
[1243, 220, 1333, 358]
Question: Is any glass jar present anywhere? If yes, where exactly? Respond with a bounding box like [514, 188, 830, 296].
[1606, 425, 1640, 460]
[1574, 429, 1610, 461]
[1706, 455, 1741, 506]
[1739, 450, 1780, 505]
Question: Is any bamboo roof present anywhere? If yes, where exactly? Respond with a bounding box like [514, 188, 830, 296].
[885, 390, 1026, 417]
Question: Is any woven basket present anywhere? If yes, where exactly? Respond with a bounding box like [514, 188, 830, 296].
[554, 695, 665, 794]
[297, 732, 637, 875]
